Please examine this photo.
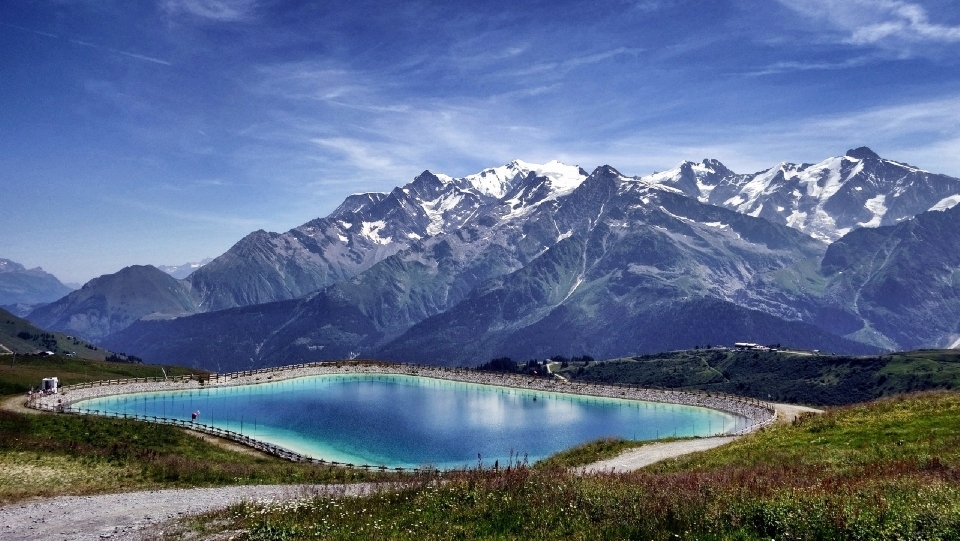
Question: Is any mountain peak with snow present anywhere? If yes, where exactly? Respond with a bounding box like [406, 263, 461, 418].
[457, 159, 587, 199]
[703, 149, 960, 241]
[846, 146, 881, 161]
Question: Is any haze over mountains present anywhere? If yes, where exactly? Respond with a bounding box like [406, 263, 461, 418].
[157, 258, 213, 280]
[16, 148, 960, 371]
[0, 259, 75, 317]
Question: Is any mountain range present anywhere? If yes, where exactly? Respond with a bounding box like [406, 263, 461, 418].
[0, 259, 75, 316]
[22, 148, 960, 371]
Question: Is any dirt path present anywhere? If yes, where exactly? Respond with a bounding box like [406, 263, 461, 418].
[771, 402, 823, 423]
[576, 402, 825, 474]
[575, 436, 741, 474]
[0, 394, 40, 415]
[0, 483, 383, 541]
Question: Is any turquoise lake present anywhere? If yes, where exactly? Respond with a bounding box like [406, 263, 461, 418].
[75, 374, 746, 469]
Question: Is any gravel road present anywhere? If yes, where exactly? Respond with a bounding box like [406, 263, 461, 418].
[574, 403, 824, 474]
[575, 436, 741, 474]
[0, 483, 380, 541]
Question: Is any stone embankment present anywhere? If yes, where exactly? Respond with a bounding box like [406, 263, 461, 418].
[30, 360, 776, 465]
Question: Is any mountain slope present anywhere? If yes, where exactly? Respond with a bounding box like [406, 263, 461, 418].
[27, 265, 199, 342]
[97, 151, 959, 368]
[105, 164, 599, 369]
[819, 203, 960, 350]
[0, 307, 109, 359]
[0, 258, 73, 308]
[378, 175, 872, 365]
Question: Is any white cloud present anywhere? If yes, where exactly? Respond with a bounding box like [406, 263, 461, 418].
[626, 0, 675, 13]
[778, 0, 960, 48]
[502, 47, 643, 78]
[746, 56, 871, 76]
[162, 0, 258, 22]
[847, 2, 960, 44]
[808, 94, 960, 136]
[578, 94, 960, 178]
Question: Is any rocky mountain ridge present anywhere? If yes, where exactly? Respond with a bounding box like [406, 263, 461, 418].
[103, 162, 882, 370]
[29, 148, 960, 369]
[645, 147, 960, 242]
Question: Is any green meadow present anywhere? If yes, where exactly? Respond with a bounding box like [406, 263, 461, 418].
[180, 391, 960, 540]
[4, 354, 960, 539]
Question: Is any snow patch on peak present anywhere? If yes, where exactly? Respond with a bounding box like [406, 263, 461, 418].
[461, 159, 586, 199]
[930, 195, 960, 212]
[640, 162, 690, 184]
[858, 194, 888, 228]
[786, 210, 808, 229]
[462, 161, 529, 198]
[434, 173, 455, 185]
[360, 220, 392, 245]
[422, 191, 467, 235]
[797, 156, 846, 200]
[701, 221, 729, 229]
[527, 160, 588, 194]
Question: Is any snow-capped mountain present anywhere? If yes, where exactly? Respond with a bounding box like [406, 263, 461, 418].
[105, 164, 871, 370]
[645, 147, 960, 242]
[188, 160, 588, 311]
[46, 149, 960, 363]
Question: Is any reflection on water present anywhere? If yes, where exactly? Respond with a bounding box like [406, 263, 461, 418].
[76, 374, 745, 469]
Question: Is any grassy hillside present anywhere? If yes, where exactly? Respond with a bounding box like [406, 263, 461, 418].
[173, 391, 960, 540]
[0, 307, 108, 359]
[555, 348, 960, 406]
[0, 357, 388, 504]
[0, 354, 205, 396]
[0, 408, 390, 504]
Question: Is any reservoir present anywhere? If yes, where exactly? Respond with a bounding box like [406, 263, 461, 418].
[75, 373, 746, 469]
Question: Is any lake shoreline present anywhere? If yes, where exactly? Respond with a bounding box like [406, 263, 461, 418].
[31, 360, 777, 437]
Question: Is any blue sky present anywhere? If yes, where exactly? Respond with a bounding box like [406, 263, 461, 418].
[2, 0, 960, 284]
